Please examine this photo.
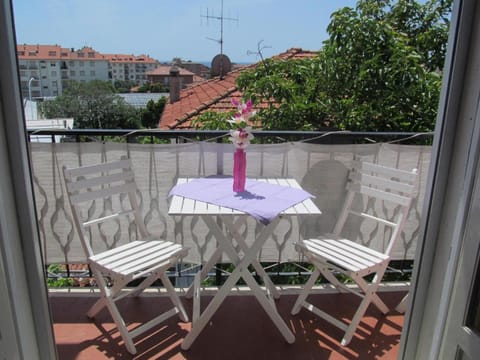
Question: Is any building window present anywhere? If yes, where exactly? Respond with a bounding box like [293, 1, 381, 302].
[50, 62, 56, 67]
[90, 70, 95, 76]
[48, 51, 57, 56]
[28, 51, 36, 56]
[88, 52, 95, 58]
[51, 71, 57, 77]
[18, 51, 25, 56]
[90, 61, 95, 67]
[20, 70, 26, 76]
[78, 52, 84, 58]
[79, 61, 84, 67]
[61, 52, 68, 57]
[70, 70, 75, 76]
[80, 70, 85, 76]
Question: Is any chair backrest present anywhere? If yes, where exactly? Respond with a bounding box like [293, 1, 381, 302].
[63, 157, 148, 258]
[333, 161, 418, 256]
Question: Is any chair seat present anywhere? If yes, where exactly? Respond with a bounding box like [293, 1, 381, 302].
[297, 238, 390, 277]
[90, 240, 187, 280]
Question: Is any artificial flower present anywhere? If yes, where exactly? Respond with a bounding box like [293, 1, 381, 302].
[228, 98, 256, 126]
[229, 126, 254, 149]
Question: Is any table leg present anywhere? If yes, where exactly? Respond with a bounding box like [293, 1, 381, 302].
[182, 216, 294, 350]
[185, 245, 223, 299]
[222, 216, 281, 299]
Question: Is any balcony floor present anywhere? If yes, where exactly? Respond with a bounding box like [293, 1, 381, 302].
[50, 290, 406, 359]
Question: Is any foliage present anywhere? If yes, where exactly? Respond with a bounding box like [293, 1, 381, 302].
[316, 0, 449, 131]
[141, 97, 167, 128]
[113, 80, 137, 93]
[191, 110, 236, 130]
[233, 0, 451, 132]
[47, 264, 74, 287]
[237, 57, 322, 130]
[137, 82, 168, 93]
[40, 80, 142, 129]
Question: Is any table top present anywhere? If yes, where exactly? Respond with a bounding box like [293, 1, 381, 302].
[168, 177, 321, 216]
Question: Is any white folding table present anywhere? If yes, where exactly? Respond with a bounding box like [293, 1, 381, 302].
[168, 177, 321, 350]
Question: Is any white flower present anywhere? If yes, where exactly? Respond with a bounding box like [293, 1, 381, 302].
[229, 126, 254, 149]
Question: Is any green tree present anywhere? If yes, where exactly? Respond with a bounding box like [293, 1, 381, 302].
[140, 97, 167, 128]
[191, 110, 236, 130]
[233, 0, 451, 132]
[137, 82, 168, 93]
[237, 57, 323, 130]
[113, 80, 137, 93]
[40, 80, 141, 129]
[316, 0, 449, 131]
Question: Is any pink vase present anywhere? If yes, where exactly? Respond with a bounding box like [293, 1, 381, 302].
[233, 148, 246, 192]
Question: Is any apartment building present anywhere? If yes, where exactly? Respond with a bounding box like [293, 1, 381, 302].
[17, 44, 109, 98]
[17, 44, 159, 98]
[104, 53, 159, 84]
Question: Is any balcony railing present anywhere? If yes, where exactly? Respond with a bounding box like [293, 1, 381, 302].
[27, 129, 432, 286]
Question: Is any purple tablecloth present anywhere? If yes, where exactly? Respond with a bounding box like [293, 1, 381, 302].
[169, 176, 314, 224]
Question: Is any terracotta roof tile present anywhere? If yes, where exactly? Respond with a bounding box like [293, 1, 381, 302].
[159, 48, 318, 129]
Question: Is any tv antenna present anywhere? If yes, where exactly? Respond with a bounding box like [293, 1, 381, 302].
[201, 0, 239, 57]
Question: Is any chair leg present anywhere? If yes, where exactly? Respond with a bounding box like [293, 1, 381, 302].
[129, 272, 162, 298]
[356, 275, 389, 314]
[341, 270, 387, 346]
[161, 273, 189, 322]
[86, 273, 126, 318]
[88, 273, 137, 354]
[318, 265, 350, 293]
[395, 293, 409, 313]
[292, 268, 321, 315]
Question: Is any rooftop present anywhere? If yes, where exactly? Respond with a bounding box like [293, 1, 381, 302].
[17, 44, 159, 63]
[146, 65, 195, 76]
[159, 48, 318, 130]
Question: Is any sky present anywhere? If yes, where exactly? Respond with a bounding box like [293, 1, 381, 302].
[12, 0, 358, 64]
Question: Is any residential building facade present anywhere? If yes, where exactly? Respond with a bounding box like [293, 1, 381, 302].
[103, 53, 159, 84]
[17, 44, 159, 98]
[17, 44, 109, 98]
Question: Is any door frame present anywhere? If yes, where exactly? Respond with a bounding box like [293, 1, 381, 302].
[400, 0, 480, 358]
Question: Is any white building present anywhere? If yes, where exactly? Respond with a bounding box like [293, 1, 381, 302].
[17, 44, 109, 98]
[104, 53, 159, 84]
[17, 44, 159, 98]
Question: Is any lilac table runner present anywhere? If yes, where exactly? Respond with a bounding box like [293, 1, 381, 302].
[169, 176, 314, 224]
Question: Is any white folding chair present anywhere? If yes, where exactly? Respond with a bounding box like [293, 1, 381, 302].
[63, 157, 188, 355]
[291, 161, 418, 346]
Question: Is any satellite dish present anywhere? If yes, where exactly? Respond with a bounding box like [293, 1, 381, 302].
[211, 54, 232, 77]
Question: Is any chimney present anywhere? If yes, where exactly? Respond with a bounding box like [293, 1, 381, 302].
[169, 66, 180, 104]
